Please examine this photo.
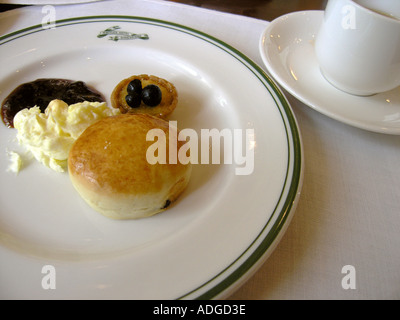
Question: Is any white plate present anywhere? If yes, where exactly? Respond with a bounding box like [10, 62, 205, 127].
[0, 16, 303, 299]
[259, 11, 400, 135]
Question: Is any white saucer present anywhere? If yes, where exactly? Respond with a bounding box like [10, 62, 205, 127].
[259, 10, 400, 135]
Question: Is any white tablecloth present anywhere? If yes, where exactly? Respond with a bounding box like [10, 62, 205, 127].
[1, 0, 399, 300]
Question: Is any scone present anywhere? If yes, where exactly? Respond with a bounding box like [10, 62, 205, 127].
[110, 74, 178, 119]
[68, 114, 191, 219]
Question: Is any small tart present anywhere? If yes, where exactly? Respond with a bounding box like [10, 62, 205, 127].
[111, 74, 178, 119]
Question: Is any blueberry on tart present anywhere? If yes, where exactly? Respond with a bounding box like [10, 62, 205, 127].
[111, 74, 178, 119]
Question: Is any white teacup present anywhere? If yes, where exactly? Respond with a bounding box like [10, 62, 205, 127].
[315, 0, 400, 96]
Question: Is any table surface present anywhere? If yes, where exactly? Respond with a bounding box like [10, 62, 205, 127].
[0, 0, 329, 17]
[170, 0, 328, 20]
[0, 0, 399, 300]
